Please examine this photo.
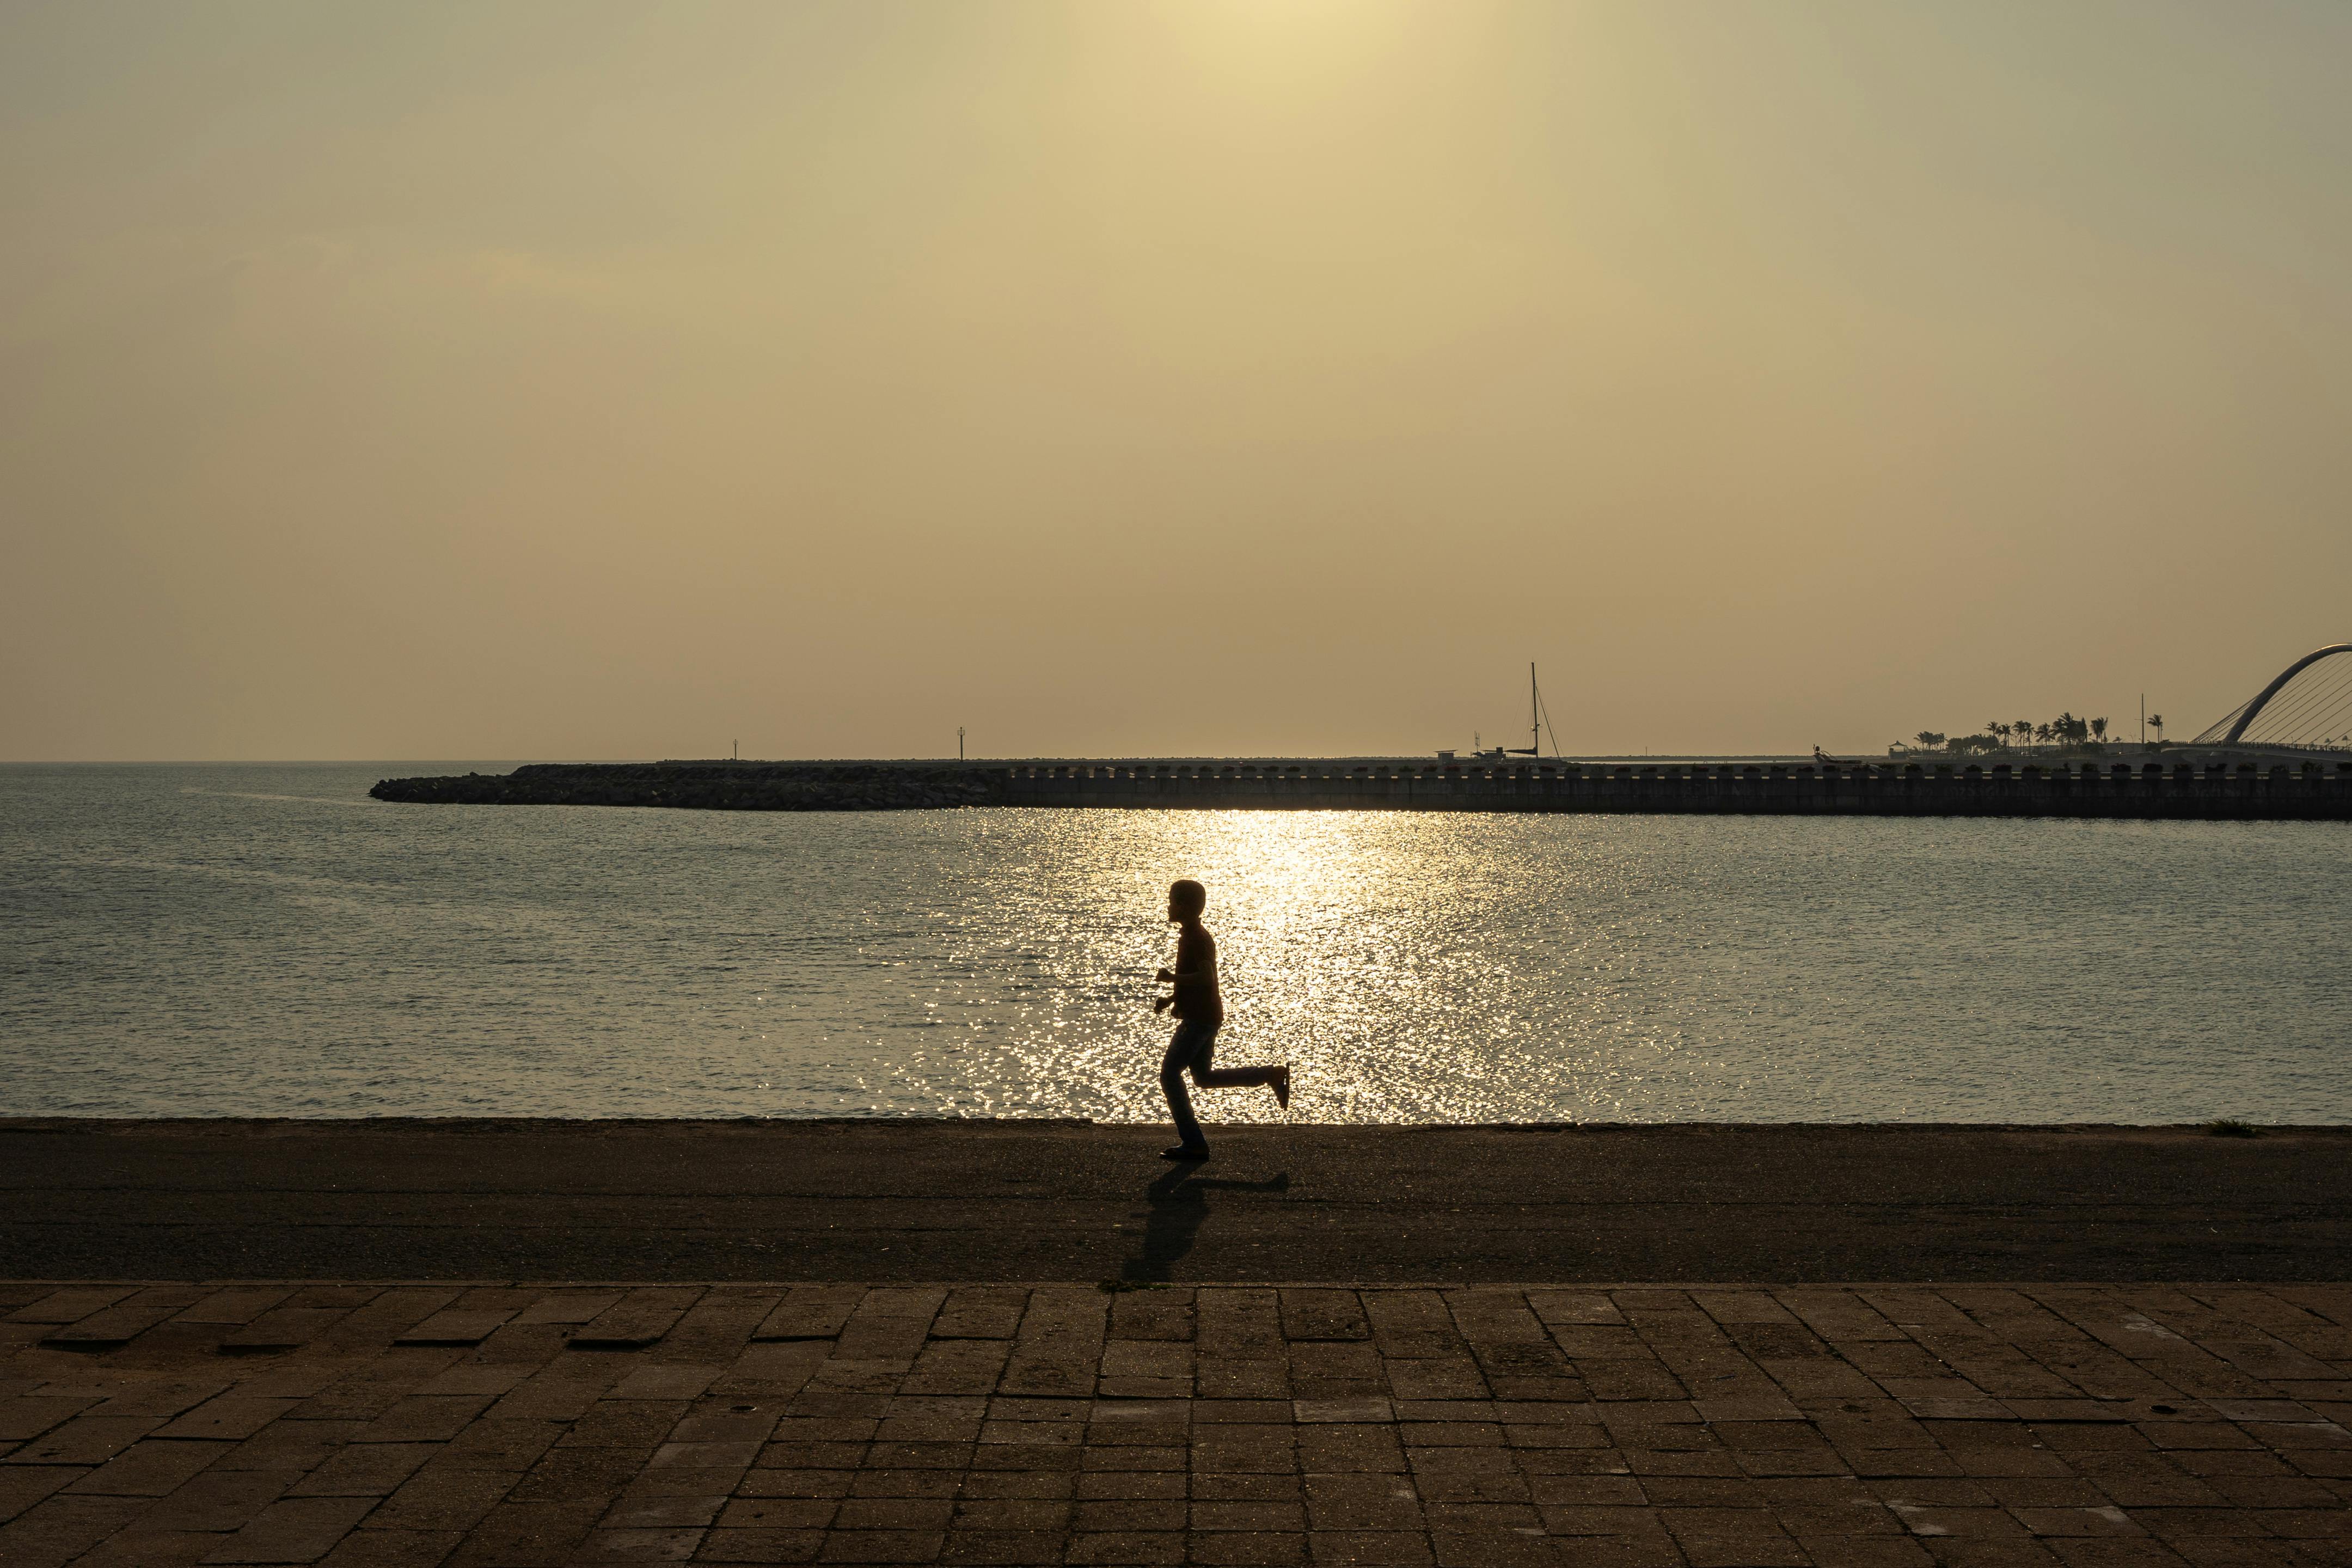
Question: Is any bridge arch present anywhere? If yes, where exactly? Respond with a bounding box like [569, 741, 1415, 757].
[2208, 644, 2352, 746]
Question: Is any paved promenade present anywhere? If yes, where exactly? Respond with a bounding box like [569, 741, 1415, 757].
[5, 1278, 2352, 1567]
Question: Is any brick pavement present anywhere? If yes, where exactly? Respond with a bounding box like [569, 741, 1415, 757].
[5, 1281, 2352, 1567]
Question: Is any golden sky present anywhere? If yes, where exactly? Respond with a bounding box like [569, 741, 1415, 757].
[4, 1, 2348, 761]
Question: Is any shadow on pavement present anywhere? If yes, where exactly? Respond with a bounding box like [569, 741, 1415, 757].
[1119, 1163, 1291, 1283]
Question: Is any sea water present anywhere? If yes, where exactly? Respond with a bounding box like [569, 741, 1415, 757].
[3, 762, 2347, 1123]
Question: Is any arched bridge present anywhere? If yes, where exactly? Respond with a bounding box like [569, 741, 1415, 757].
[2194, 644, 2352, 750]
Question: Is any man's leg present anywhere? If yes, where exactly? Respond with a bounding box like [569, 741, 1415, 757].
[1190, 1028, 1285, 1093]
[1160, 1022, 1210, 1156]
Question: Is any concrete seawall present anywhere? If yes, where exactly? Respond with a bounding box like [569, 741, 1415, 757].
[373, 758, 2352, 818]
[7, 1120, 2348, 1281]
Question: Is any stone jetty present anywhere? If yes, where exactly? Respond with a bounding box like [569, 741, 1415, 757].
[370, 758, 2352, 818]
[371, 762, 990, 812]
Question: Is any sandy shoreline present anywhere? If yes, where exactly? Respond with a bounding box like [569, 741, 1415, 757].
[5, 1120, 2347, 1285]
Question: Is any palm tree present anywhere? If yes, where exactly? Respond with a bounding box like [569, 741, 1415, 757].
[2091, 717, 2108, 743]
[1988, 722, 2010, 748]
[2149, 713, 2165, 742]
[2015, 718, 2033, 750]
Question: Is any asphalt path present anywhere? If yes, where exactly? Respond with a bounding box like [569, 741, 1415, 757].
[3, 1119, 2345, 1283]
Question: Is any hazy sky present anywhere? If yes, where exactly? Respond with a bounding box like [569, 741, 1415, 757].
[5, 1, 2348, 761]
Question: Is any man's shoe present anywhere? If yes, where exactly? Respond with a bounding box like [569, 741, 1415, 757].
[1162, 1144, 1210, 1161]
[1273, 1067, 1292, 1112]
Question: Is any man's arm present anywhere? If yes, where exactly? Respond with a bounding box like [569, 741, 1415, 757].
[1154, 934, 1190, 1012]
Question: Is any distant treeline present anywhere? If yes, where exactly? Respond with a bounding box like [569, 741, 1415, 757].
[1896, 710, 2159, 757]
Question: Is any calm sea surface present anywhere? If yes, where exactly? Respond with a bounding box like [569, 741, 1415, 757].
[3, 763, 2348, 1123]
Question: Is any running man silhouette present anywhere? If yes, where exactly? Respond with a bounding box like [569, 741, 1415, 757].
[1153, 879, 1290, 1160]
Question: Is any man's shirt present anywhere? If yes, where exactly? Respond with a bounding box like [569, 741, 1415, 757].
[1172, 926, 1224, 1025]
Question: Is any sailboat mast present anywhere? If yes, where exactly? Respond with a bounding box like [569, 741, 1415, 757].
[1529, 663, 1540, 752]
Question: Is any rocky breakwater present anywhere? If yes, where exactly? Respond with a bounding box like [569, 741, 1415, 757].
[370, 761, 995, 811]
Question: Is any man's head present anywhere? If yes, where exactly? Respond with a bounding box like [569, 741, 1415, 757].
[1167, 879, 1206, 924]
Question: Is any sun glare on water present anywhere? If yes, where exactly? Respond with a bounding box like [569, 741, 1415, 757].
[903, 808, 1635, 1127]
